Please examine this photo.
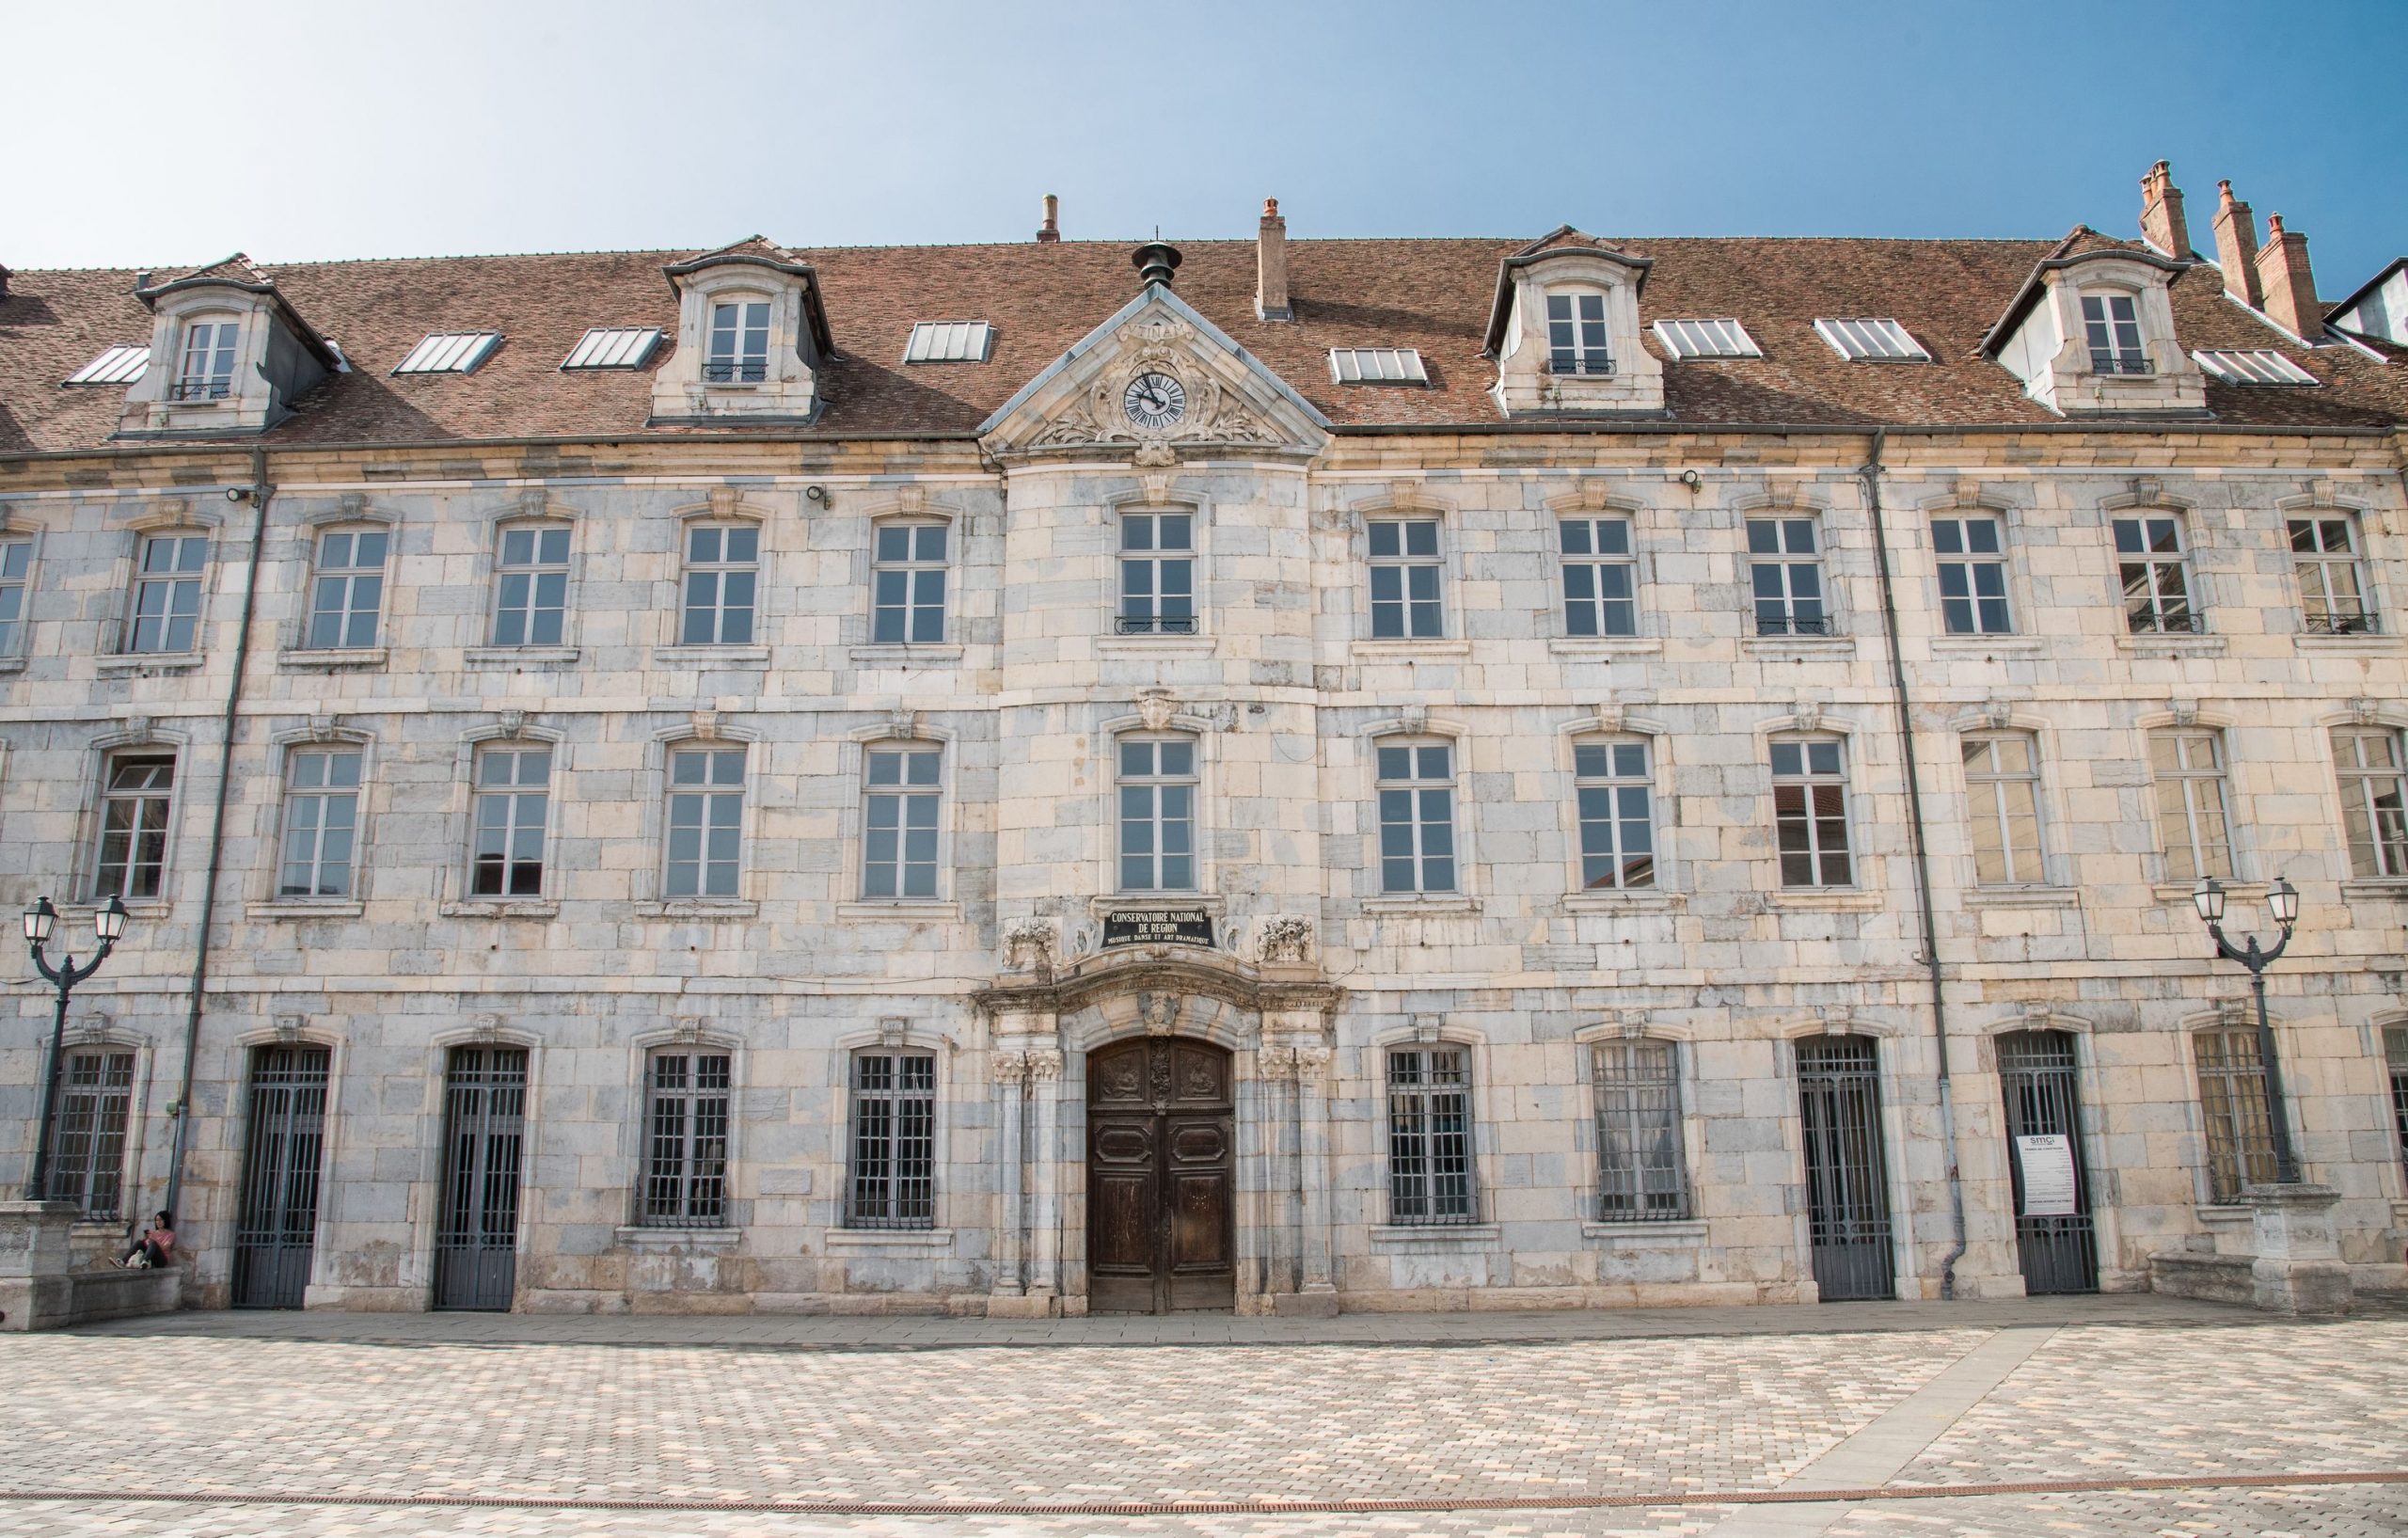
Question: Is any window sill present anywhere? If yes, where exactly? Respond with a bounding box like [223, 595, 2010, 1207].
[635, 899, 758, 920]
[653, 644, 770, 668]
[1560, 891, 1685, 914]
[1547, 637, 1665, 658]
[616, 1225, 742, 1251]
[1351, 639, 1469, 658]
[1583, 1218, 1706, 1242]
[1766, 888, 1885, 912]
[96, 652, 203, 674]
[1927, 634, 2042, 655]
[1741, 634, 1855, 657]
[2151, 880, 2260, 908]
[1361, 895, 1481, 915]
[1370, 1224, 1499, 1249]
[246, 899, 366, 920]
[2115, 632, 2226, 658]
[2294, 632, 2399, 654]
[64, 899, 168, 923]
[1095, 634, 1218, 658]
[0, 656, 24, 674]
[833, 900, 963, 921]
[464, 645, 579, 667]
[278, 646, 387, 671]
[2195, 1204, 2255, 1226]
[824, 1227, 954, 1252]
[438, 899, 560, 919]
[848, 643, 965, 665]
[2340, 879, 2408, 904]
[1961, 885, 2080, 910]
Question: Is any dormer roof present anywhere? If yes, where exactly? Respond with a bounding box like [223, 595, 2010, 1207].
[659, 235, 833, 353]
[1482, 226, 1656, 355]
[1977, 228, 2191, 359]
[2326, 257, 2407, 325]
[131, 250, 343, 372]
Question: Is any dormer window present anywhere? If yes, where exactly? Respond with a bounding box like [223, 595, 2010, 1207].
[117, 254, 338, 438]
[394, 332, 502, 375]
[2194, 349, 2317, 386]
[651, 238, 832, 424]
[1979, 249, 2200, 417]
[175, 316, 242, 401]
[2081, 294, 2148, 374]
[1483, 230, 1662, 416]
[1814, 319, 1927, 362]
[65, 344, 150, 387]
[1546, 293, 1612, 375]
[705, 299, 770, 384]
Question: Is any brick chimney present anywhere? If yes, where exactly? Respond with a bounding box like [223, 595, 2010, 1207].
[2254, 213, 2321, 339]
[1036, 193, 1060, 244]
[1256, 198, 1291, 321]
[2139, 161, 2192, 259]
[2211, 181, 2261, 306]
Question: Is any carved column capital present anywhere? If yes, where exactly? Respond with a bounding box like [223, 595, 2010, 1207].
[991, 1050, 1030, 1086]
[1024, 1048, 1065, 1082]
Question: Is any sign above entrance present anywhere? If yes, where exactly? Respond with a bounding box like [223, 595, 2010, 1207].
[1101, 909, 1215, 949]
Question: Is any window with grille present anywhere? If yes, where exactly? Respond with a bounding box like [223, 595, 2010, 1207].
[1963, 733, 2044, 885]
[2148, 728, 2232, 882]
[1377, 741, 1456, 895]
[279, 748, 362, 898]
[2080, 293, 2149, 374]
[871, 522, 948, 643]
[2194, 1026, 2277, 1202]
[642, 1051, 729, 1227]
[1575, 738, 1656, 891]
[491, 523, 571, 647]
[2291, 517, 2375, 634]
[470, 747, 550, 896]
[93, 753, 174, 900]
[2114, 515, 2197, 633]
[1387, 1047, 1474, 1224]
[307, 528, 388, 650]
[175, 316, 241, 400]
[863, 746, 942, 899]
[705, 298, 770, 383]
[1560, 516, 1638, 637]
[1747, 517, 1828, 636]
[2385, 1026, 2408, 1181]
[127, 532, 207, 653]
[1545, 292, 1612, 374]
[1368, 518, 1443, 639]
[1592, 1039, 1686, 1220]
[1931, 515, 2012, 635]
[46, 1049, 135, 1217]
[664, 747, 745, 898]
[681, 524, 759, 645]
[2332, 726, 2408, 880]
[0, 537, 31, 656]
[1118, 511, 1195, 634]
[1118, 736, 1196, 892]
[1771, 737, 1851, 887]
[848, 1052, 936, 1229]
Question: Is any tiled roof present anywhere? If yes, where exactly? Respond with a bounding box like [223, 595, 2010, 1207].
[2, 230, 2400, 454]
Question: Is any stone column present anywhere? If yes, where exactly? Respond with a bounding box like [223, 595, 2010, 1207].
[988, 1051, 1028, 1306]
[2243, 1181, 2353, 1316]
[1025, 1047, 1067, 1309]
[1289, 1043, 1339, 1315]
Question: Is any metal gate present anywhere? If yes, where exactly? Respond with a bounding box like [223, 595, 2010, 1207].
[434, 1046, 527, 1311]
[232, 1045, 331, 1308]
[1997, 1029, 2099, 1293]
[1797, 1035, 1894, 1301]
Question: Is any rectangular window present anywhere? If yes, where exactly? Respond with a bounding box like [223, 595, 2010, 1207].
[306, 528, 388, 650]
[128, 532, 206, 653]
[705, 300, 770, 383]
[642, 1052, 729, 1227]
[1931, 515, 2012, 635]
[1377, 741, 1456, 895]
[1813, 318, 1927, 361]
[1117, 512, 1195, 635]
[65, 343, 151, 387]
[664, 748, 745, 899]
[1559, 516, 1638, 637]
[2291, 517, 2375, 634]
[1545, 293, 1612, 374]
[1117, 737, 1196, 892]
[681, 524, 758, 645]
[848, 1052, 936, 1229]
[393, 332, 503, 375]
[2081, 293, 2149, 374]
[175, 319, 240, 400]
[92, 753, 174, 900]
[2384, 1025, 2408, 1181]
[871, 523, 948, 644]
[1962, 733, 2043, 885]
[470, 748, 550, 897]
[1575, 739, 1656, 891]
[1771, 737, 1851, 888]
[1368, 518, 1443, 639]
[904, 321, 994, 364]
[863, 747, 942, 899]
[0, 537, 31, 655]
[1327, 347, 1428, 384]
[2195, 1026, 2277, 1202]
[2333, 726, 2408, 880]
[1387, 1047, 1474, 1225]
[278, 748, 362, 898]
[2194, 349, 2317, 387]
[46, 1049, 135, 1217]
[1747, 518, 1828, 636]
[2149, 728, 2231, 882]
[1592, 1039, 1686, 1221]
[491, 524, 570, 647]
[561, 326, 663, 370]
[1651, 318, 1760, 359]
[2115, 515, 2197, 633]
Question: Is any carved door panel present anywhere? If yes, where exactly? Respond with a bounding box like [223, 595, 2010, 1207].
[1086, 1036, 1234, 1313]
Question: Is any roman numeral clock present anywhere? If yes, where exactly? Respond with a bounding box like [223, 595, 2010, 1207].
[1121, 370, 1187, 432]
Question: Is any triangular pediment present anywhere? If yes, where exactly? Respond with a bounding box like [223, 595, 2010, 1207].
[978, 286, 1329, 462]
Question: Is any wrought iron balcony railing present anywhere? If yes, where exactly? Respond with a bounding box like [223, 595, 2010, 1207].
[1116, 615, 1199, 635]
[168, 378, 234, 402]
[1546, 354, 1616, 377]
[2304, 610, 2380, 635]
[701, 359, 768, 384]
[2090, 352, 2155, 376]
[1755, 614, 1834, 637]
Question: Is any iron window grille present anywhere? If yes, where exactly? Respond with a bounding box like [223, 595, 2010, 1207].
[2332, 727, 2408, 880]
[848, 1052, 936, 1229]
[863, 747, 942, 899]
[469, 747, 550, 897]
[1575, 738, 1656, 891]
[1962, 733, 2045, 886]
[1117, 736, 1197, 893]
[175, 317, 240, 400]
[2080, 293, 2150, 374]
[2194, 1026, 2278, 1202]
[642, 1051, 730, 1227]
[2290, 516, 2376, 635]
[1376, 741, 1457, 895]
[93, 753, 175, 900]
[2115, 515, 2199, 633]
[1545, 293, 1612, 375]
[2148, 728, 2233, 883]
[680, 523, 759, 645]
[705, 299, 770, 384]
[1117, 511, 1195, 636]
[1747, 517, 1829, 637]
[1387, 1047, 1475, 1225]
[490, 523, 571, 647]
[664, 748, 746, 899]
[1559, 516, 1639, 637]
[871, 522, 949, 644]
[2384, 1025, 2408, 1181]
[1931, 515, 2013, 635]
[127, 532, 207, 654]
[1368, 517, 1444, 639]
[306, 528, 388, 650]
[0, 537, 31, 656]
[1592, 1039, 1687, 1221]
[1771, 737, 1852, 888]
[278, 748, 363, 898]
[46, 1049, 135, 1218]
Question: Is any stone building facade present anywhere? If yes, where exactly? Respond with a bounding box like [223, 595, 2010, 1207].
[4, 167, 2407, 1315]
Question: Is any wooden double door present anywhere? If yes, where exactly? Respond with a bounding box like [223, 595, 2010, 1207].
[1086, 1037, 1235, 1313]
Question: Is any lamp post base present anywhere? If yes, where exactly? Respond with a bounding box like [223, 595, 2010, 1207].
[2241, 1182, 2353, 1317]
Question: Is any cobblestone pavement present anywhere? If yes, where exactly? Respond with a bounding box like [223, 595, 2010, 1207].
[0, 1299, 2399, 1537]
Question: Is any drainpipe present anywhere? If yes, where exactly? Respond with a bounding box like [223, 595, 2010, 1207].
[163, 447, 271, 1220]
[1859, 429, 1969, 1299]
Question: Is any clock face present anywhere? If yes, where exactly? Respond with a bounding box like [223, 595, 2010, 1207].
[1122, 371, 1187, 431]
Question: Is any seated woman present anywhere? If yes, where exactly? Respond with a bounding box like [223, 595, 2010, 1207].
[117, 1211, 174, 1269]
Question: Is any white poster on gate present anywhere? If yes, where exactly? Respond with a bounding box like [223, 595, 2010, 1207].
[2015, 1134, 2079, 1217]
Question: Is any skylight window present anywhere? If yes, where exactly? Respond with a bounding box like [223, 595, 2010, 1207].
[562, 326, 663, 370]
[1328, 348, 1429, 384]
[393, 332, 503, 375]
[64, 344, 150, 386]
[904, 321, 994, 364]
[2194, 349, 2318, 386]
[1653, 319, 1761, 359]
[1814, 318, 1927, 361]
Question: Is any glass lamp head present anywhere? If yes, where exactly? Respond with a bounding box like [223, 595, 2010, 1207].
[23, 896, 56, 945]
[2266, 876, 2300, 928]
[95, 896, 130, 943]
[2191, 876, 2226, 926]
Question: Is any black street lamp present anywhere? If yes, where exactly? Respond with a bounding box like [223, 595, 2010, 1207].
[2192, 875, 2302, 1184]
[22, 895, 130, 1201]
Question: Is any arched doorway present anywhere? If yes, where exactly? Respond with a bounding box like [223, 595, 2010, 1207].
[1086, 1036, 1234, 1313]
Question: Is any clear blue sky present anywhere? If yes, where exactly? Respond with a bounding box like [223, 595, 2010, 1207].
[9, 0, 2405, 294]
